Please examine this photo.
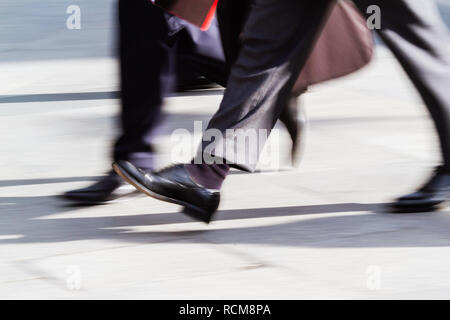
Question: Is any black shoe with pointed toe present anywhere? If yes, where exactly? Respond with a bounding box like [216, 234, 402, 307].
[62, 171, 136, 205]
[113, 161, 220, 223]
[392, 166, 450, 212]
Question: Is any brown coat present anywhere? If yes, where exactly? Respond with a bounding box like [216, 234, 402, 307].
[294, 1, 374, 93]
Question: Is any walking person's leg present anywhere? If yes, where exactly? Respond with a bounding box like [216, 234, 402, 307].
[197, 0, 331, 171]
[177, 13, 307, 165]
[63, 0, 176, 204]
[114, 0, 175, 170]
[353, 0, 450, 211]
[113, 0, 332, 221]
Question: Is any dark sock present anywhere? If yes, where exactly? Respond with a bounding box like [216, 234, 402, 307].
[185, 163, 230, 190]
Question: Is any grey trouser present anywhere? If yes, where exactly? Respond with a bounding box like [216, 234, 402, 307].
[198, 0, 450, 171]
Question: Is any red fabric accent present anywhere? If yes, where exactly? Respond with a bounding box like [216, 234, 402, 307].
[201, 0, 218, 31]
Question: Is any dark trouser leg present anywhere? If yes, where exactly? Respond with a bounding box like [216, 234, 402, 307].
[114, 0, 175, 169]
[354, 0, 450, 169]
[197, 0, 332, 171]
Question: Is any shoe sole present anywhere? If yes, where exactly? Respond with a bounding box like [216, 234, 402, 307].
[390, 205, 439, 213]
[112, 163, 212, 223]
[390, 199, 449, 213]
[60, 187, 141, 206]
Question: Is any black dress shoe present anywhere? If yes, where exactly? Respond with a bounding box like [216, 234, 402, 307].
[62, 171, 136, 204]
[113, 161, 220, 223]
[392, 166, 450, 212]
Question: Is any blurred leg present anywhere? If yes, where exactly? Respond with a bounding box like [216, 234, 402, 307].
[354, 0, 450, 169]
[114, 0, 176, 169]
[198, 0, 331, 171]
[177, 15, 305, 163]
[353, 0, 450, 211]
[63, 1, 176, 203]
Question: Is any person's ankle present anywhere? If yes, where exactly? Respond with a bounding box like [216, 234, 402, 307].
[185, 163, 229, 190]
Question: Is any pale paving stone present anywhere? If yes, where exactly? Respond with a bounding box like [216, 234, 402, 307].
[1, 0, 450, 299]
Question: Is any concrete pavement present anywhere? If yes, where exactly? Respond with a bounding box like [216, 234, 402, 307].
[1, 0, 450, 299]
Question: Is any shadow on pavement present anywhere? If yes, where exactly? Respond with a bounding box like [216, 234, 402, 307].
[1, 193, 449, 249]
[0, 92, 120, 104]
[0, 176, 101, 188]
[0, 89, 224, 104]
